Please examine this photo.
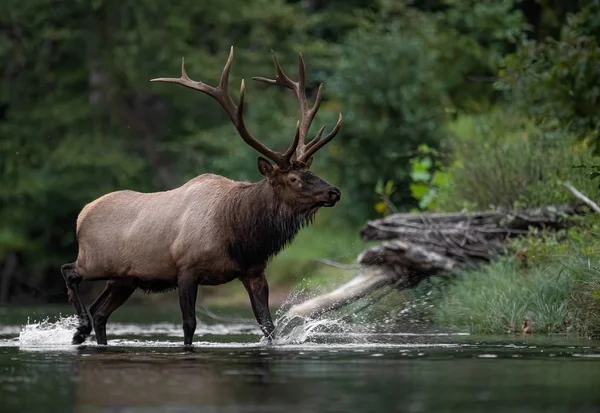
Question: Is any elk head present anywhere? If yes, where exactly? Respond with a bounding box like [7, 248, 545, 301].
[151, 47, 342, 209]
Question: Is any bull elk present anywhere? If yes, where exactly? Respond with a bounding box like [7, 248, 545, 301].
[61, 47, 343, 346]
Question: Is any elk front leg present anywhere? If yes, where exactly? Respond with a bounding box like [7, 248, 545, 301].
[241, 272, 275, 341]
[177, 274, 198, 346]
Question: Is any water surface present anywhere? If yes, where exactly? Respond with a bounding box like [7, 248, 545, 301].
[1, 305, 600, 413]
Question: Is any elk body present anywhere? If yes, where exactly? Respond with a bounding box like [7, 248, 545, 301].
[61, 47, 343, 346]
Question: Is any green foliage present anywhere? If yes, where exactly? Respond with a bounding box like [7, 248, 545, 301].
[0, 0, 345, 293]
[322, 15, 450, 220]
[573, 164, 600, 190]
[434, 0, 528, 107]
[374, 179, 397, 216]
[2, 0, 599, 305]
[497, 0, 600, 153]
[323, 0, 528, 220]
[435, 109, 600, 211]
[509, 214, 600, 265]
[407, 144, 450, 211]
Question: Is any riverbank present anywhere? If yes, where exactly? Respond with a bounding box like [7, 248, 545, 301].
[428, 217, 600, 338]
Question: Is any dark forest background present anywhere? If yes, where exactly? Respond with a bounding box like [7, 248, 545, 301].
[1, 0, 599, 306]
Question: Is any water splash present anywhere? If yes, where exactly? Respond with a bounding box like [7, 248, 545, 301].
[11, 281, 451, 349]
[15, 316, 261, 348]
[270, 288, 376, 346]
[269, 284, 361, 345]
[18, 316, 79, 348]
[270, 314, 347, 345]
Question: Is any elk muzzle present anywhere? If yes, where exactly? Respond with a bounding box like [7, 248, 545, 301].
[321, 186, 341, 207]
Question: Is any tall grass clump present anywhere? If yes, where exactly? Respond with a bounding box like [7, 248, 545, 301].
[433, 251, 600, 338]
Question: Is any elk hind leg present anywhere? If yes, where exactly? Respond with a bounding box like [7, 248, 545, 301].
[61, 262, 92, 345]
[89, 279, 136, 345]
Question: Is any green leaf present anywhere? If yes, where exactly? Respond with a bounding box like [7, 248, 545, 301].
[410, 170, 432, 181]
[384, 180, 395, 195]
[418, 144, 430, 154]
[418, 188, 438, 210]
[420, 156, 432, 170]
[374, 179, 384, 195]
[410, 183, 430, 200]
[432, 171, 450, 187]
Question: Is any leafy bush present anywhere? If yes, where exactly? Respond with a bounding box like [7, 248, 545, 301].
[434, 109, 599, 211]
[322, 16, 450, 221]
[497, 0, 600, 153]
[323, 0, 528, 221]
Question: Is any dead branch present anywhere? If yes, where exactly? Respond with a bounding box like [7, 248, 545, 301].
[564, 182, 600, 214]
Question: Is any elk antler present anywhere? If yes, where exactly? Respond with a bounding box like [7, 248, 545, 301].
[151, 46, 300, 168]
[253, 51, 343, 164]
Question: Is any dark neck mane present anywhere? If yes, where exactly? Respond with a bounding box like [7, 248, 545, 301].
[226, 179, 315, 269]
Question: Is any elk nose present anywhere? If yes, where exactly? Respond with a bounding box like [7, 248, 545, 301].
[328, 187, 341, 202]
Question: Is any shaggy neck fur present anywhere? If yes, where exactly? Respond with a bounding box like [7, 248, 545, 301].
[226, 179, 317, 270]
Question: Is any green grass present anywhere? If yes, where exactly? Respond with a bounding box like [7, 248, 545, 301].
[432, 252, 600, 338]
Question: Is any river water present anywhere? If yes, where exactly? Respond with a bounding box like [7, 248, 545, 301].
[1, 304, 600, 413]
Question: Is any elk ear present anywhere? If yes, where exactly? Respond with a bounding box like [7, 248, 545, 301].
[257, 157, 275, 177]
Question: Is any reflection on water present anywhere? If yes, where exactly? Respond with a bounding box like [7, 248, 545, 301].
[1, 306, 600, 413]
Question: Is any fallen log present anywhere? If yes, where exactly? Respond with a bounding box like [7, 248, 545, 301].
[285, 203, 588, 319]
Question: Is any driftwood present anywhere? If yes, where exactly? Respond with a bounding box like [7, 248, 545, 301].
[286, 203, 588, 318]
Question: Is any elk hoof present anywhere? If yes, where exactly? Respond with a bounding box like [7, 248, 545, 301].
[72, 333, 86, 345]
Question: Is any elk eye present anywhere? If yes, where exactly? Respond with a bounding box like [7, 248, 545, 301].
[290, 177, 297, 183]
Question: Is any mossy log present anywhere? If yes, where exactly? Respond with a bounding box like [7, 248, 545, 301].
[286, 204, 587, 319]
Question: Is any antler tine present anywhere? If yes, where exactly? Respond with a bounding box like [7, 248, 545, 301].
[218, 45, 235, 93]
[151, 47, 290, 167]
[283, 121, 301, 163]
[296, 53, 308, 109]
[253, 51, 332, 164]
[305, 125, 325, 151]
[253, 51, 296, 90]
[151, 57, 215, 94]
[298, 113, 343, 163]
